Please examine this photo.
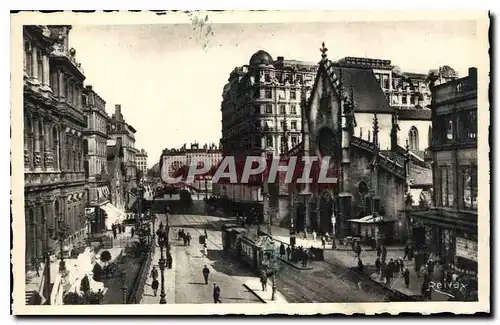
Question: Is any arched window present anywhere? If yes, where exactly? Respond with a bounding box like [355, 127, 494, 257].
[409, 126, 419, 151]
[52, 127, 59, 170]
[357, 181, 370, 217]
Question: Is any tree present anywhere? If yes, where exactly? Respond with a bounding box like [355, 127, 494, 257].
[100, 250, 112, 267]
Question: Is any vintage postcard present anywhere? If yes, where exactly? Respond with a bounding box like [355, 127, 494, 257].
[11, 10, 490, 315]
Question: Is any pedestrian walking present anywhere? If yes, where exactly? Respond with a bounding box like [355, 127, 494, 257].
[260, 271, 268, 291]
[203, 243, 208, 256]
[177, 229, 182, 240]
[403, 243, 410, 260]
[202, 265, 210, 284]
[375, 257, 381, 274]
[312, 230, 317, 242]
[187, 232, 192, 245]
[321, 236, 326, 249]
[403, 267, 410, 288]
[131, 227, 135, 238]
[213, 283, 222, 303]
[118, 224, 122, 234]
[33, 258, 41, 277]
[398, 258, 405, 274]
[279, 243, 285, 259]
[354, 242, 362, 259]
[303, 228, 308, 240]
[112, 224, 117, 239]
[376, 245, 381, 258]
[150, 266, 159, 281]
[357, 258, 364, 273]
[151, 279, 159, 296]
[286, 245, 291, 260]
[302, 249, 309, 268]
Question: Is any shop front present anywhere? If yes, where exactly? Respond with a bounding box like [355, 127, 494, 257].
[410, 209, 477, 271]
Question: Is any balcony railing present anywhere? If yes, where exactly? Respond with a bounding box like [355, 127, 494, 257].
[25, 171, 86, 187]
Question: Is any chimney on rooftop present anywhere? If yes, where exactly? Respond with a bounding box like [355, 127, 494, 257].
[468, 67, 477, 79]
[86, 85, 93, 91]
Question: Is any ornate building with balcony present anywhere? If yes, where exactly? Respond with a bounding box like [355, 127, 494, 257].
[23, 25, 88, 267]
[409, 67, 478, 277]
[107, 104, 138, 209]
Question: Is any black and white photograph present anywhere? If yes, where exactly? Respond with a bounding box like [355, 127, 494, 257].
[10, 10, 490, 315]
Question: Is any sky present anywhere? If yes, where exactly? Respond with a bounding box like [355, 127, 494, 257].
[68, 19, 481, 168]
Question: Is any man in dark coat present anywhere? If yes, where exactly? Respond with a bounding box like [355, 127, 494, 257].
[202, 265, 210, 284]
[150, 266, 158, 281]
[279, 243, 286, 259]
[403, 267, 410, 288]
[131, 227, 135, 238]
[260, 271, 268, 291]
[112, 224, 117, 239]
[357, 258, 364, 273]
[213, 283, 222, 303]
[381, 245, 387, 264]
[354, 243, 362, 259]
[152, 279, 159, 296]
[286, 246, 291, 260]
[403, 243, 410, 260]
[375, 257, 381, 275]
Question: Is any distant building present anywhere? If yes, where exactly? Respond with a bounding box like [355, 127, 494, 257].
[410, 67, 478, 276]
[136, 149, 148, 176]
[107, 104, 138, 208]
[160, 142, 222, 193]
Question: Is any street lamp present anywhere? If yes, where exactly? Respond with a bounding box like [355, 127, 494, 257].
[269, 238, 279, 301]
[298, 187, 312, 238]
[156, 223, 167, 304]
[48, 216, 71, 273]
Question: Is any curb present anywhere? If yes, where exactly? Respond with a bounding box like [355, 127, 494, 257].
[243, 283, 267, 304]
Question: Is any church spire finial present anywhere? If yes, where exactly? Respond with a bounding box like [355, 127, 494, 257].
[320, 42, 328, 61]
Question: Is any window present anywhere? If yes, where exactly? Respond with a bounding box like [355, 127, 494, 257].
[254, 105, 260, 114]
[410, 96, 415, 105]
[402, 96, 407, 104]
[280, 137, 288, 153]
[296, 74, 303, 84]
[266, 136, 273, 148]
[459, 110, 477, 142]
[37, 50, 43, 82]
[265, 89, 272, 99]
[461, 166, 477, 209]
[291, 121, 297, 130]
[290, 91, 296, 100]
[264, 72, 271, 82]
[253, 88, 260, 99]
[275, 72, 282, 82]
[408, 126, 419, 151]
[286, 72, 292, 83]
[279, 104, 286, 114]
[265, 104, 273, 114]
[280, 121, 286, 130]
[445, 117, 454, 142]
[291, 136, 298, 146]
[25, 42, 32, 76]
[290, 104, 297, 115]
[440, 166, 454, 208]
[52, 127, 59, 170]
[382, 75, 389, 89]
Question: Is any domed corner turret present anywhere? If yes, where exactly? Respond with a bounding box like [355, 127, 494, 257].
[439, 65, 458, 80]
[249, 50, 274, 67]
[391, 65, 403, 76]
[427, 69, 440, 83]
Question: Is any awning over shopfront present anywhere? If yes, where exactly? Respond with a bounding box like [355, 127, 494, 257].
[101, 202, 126, 230]
[348, 214, 396, 224]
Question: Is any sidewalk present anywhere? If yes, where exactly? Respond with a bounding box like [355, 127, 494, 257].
[140, 245, 177, 304]
[243, 278, 288, 304]
[251, 224, 452, 301]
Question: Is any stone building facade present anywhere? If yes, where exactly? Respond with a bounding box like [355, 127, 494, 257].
[23, 25, 88, 266]
[107, 104, 138, 208]
[410, 67, 478, 273]
[82, 85, 112, 234]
